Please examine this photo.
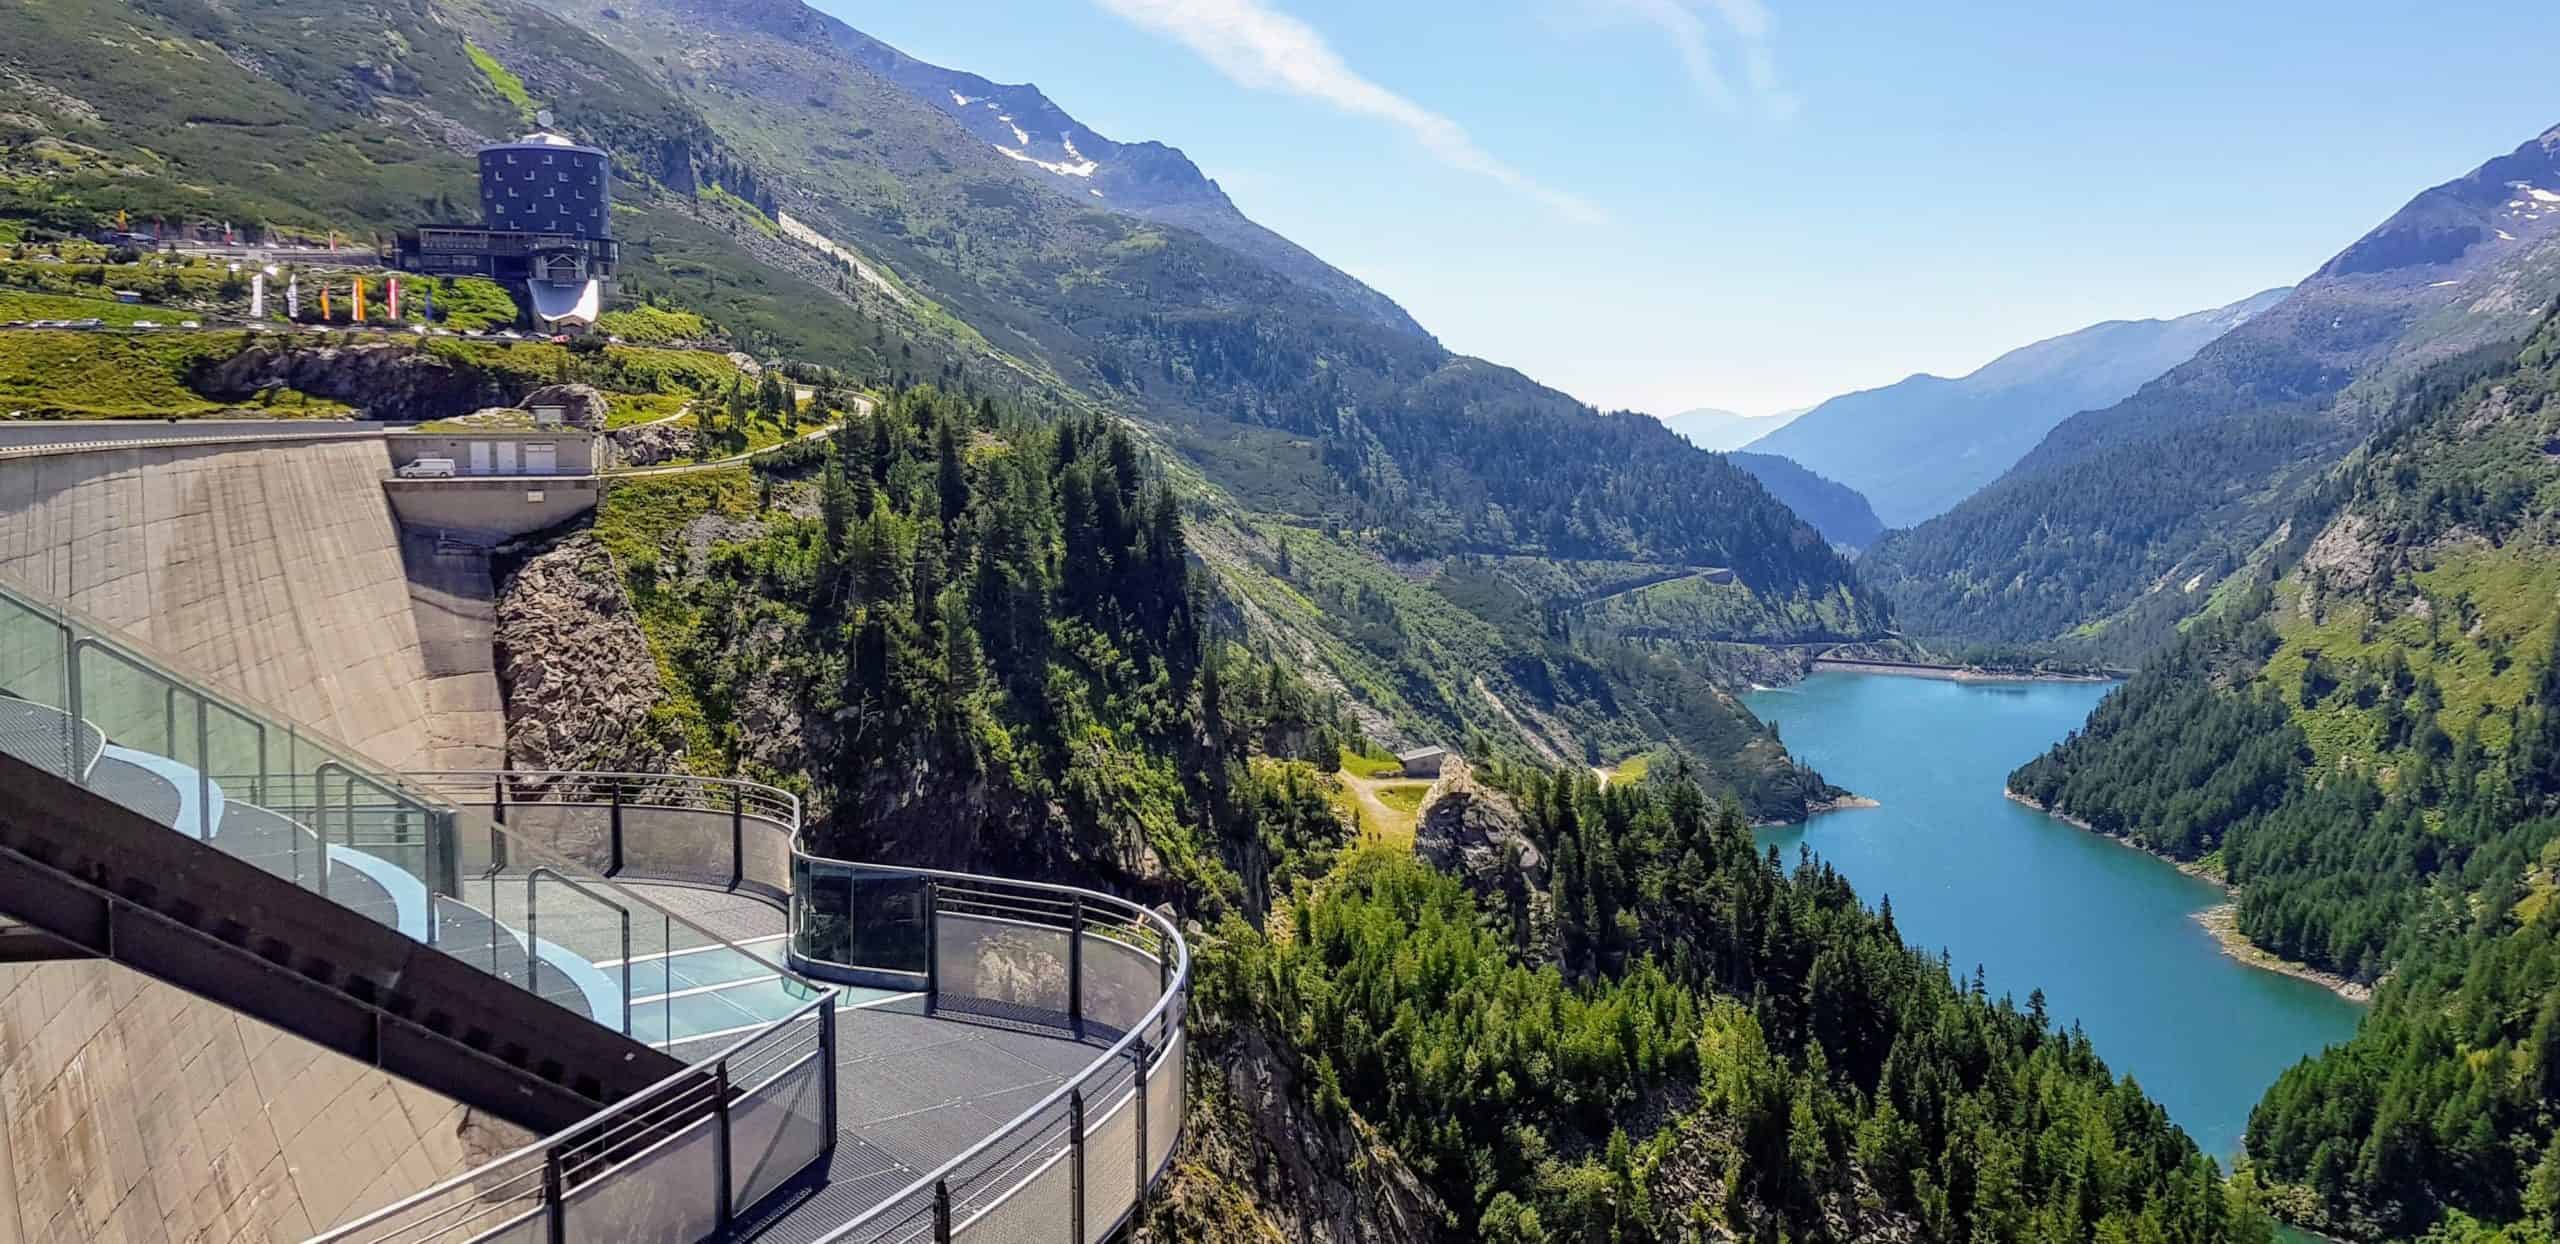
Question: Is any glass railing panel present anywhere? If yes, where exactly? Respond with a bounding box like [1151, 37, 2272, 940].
[792, 857, 932, 982]
[0, 571, 827, 1052]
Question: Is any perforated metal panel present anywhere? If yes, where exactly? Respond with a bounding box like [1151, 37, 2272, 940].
[560, 1113, 723, 1243]
[1079, 931, 1159, 1038]
[731, 1054, 829, 1211]
[1146, 1032, 1184, 1178]
[937, 912, 1072, 1022]
[1079, 1065, 1142, 1244]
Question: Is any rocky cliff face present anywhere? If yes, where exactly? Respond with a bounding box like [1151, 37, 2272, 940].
[1141, 1025, 1450, 1244]
[192, 341, 514, 421]
[1413, 759, 1556, 965]
[493, 533, 681, 775]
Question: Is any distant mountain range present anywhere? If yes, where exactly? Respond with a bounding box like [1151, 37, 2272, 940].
[1748, 289, 2290, 528]
[1864, 123, 2560, 658]
[1727, 453, 1884, 550]
[1661, 406, 1806, 452]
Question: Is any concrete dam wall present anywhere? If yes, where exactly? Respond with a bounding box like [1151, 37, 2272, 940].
[0, 435, 514, 1241]
[0, 436, 501, 771]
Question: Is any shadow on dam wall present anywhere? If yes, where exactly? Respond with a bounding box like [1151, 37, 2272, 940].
[0, 435, 504, 770]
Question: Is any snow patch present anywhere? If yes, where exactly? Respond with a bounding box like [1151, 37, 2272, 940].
[951, 91, 979, 108]
[1089, 188, 1103, 197]
[2429, 280, 2460, 287]
[995, 114, 1030, 146]
[2500, 229, 2521, 241]
[2530, 188, 2560, 204]
[995, 145, 1098, 178]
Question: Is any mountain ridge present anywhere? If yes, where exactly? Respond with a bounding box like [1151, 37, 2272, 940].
[1747, 287, 2290, 527]
[1863, 123, 2560, 659]
[806, 9, 1430, 339]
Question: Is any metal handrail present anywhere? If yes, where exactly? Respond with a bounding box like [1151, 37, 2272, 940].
[311, 993, 835, 1244]
[401, 768, 803, 828]
[793, 852, 1190, 1244]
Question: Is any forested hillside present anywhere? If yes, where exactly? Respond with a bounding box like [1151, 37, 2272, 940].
[1865, 126, 2560, 662]
[1729, 452, 1886, 550]
[2008, 308, 2560, 1240]
[1178, 764, 2278, 1243]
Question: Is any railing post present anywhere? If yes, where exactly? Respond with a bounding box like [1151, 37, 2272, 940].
[426, 809, 459, 942]
[1068, 895, 1085, 1040]
[607, 787, 624, 877]
[542, 1146, 567, 1244]
[713, 1061, 736, 1234]
[1132, 1037, 1150, 1198]
[526, 871, 542, 996]
[61, 629, 81, 782]
[933, 1178, 954, 1243]
[1069, 1087, 1087, 1244]
[193, 694, 211, 840]
[820, 996, 839, 1150]
[729, 785, 745, 890]
[924, 876, 940, 1014]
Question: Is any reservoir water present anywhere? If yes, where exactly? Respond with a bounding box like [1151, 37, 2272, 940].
[1743, 672, 2366, 1163]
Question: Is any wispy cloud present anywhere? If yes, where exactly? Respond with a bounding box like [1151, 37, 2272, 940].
[1593, 0, 1797, 119]
[1091, 0, 1609, 224]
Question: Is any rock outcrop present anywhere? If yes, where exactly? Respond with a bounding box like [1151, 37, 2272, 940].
[191, 341, 512, 420]
[493, 534, 679, 776]
[521, 383, 611, 431]
[1413, 758, 1556, 964]
[607, 418, 697, 467]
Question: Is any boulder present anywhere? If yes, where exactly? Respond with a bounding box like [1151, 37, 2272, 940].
[607, 419, 696, 467]
[520, 383, 610, 432]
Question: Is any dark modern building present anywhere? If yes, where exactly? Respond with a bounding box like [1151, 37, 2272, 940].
[395, 131, 618, 326]
[480, 132, 612, 238]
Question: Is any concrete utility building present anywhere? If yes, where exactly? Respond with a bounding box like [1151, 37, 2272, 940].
[395, 131, 618, 328]
[1398, 746, 1450, 778]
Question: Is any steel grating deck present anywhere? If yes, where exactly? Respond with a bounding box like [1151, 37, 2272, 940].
[626, 884, 1117, 1244]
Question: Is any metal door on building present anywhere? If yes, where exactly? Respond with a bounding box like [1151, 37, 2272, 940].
[467, 441, 491, 474]
[524, 442, 557, 475]
[495, 441, 518, 474]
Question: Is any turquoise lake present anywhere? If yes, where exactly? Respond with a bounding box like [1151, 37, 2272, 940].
[1743, 671, 2367, 1164]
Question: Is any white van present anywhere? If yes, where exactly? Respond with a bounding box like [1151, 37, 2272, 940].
[395, 457, 458, 479]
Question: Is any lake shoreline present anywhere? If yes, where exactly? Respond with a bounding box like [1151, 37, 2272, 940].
[1807, 658, 2121, 684]
[2004, 790, 2374, 1005]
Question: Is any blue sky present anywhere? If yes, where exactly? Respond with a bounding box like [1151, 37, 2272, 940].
[828, 0, 2560, 416]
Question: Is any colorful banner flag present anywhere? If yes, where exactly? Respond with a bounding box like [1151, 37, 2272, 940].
[387, 277, 401, 321]
[352, 278, 367, 323]
[320, 284, 331, 321]
[250, 272, 265, 320]
[418, 283, 434, 324]
[286, 275, 299, 320]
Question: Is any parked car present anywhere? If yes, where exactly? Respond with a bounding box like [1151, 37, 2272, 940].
[179, 320, 201, 329]
[394, 458, 458, 479]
